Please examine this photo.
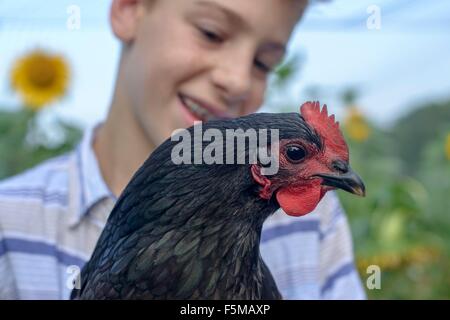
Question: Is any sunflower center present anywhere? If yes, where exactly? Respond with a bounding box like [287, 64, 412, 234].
[28, 56, 57, 88]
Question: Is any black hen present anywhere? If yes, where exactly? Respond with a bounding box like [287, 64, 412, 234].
[72, 102, 365, 299]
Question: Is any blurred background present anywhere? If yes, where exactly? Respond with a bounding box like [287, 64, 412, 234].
[0, 0, 449, 299]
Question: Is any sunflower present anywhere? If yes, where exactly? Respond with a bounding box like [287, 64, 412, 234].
[344, 106, 371, 142]
[10, 49, 70, 110]
[445, 133, 450, 161]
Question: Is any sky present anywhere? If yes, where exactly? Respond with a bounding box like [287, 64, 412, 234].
[0, 0, 449, 129]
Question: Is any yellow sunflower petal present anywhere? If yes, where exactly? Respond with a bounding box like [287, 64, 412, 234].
[344, 106, 371, 142]
[10, 49, 70, 110]
[445, 133, 450, 161]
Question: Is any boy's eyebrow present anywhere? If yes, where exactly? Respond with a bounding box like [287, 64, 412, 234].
[194, 0, 286, 54]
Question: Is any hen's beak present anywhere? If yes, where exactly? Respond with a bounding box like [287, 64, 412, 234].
[314, 167, 366, 197]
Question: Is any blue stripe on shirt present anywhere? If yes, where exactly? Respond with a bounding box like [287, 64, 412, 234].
[261, 220, 319, 243]
[320, 262, 357, 294]
[0, 188, 68, 206]
[0, 237, 86, 267]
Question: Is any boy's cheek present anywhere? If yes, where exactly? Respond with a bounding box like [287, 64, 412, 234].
[241, 84, 266, 115]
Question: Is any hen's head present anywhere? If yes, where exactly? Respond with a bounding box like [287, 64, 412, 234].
[251, 101, 365, 217]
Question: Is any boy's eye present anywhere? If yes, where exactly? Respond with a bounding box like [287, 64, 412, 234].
[198, 27, 224, 43]
[254, 59, 272, 74]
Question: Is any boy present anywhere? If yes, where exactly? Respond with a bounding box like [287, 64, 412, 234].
[0, 0, 365, 299]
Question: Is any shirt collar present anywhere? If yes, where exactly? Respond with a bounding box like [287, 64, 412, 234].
[69, 124, 116, 227]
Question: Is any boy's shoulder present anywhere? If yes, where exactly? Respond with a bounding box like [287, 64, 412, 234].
[0, 152, 74, 205]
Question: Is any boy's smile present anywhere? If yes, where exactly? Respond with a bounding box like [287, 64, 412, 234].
[178, 92, 232, 126]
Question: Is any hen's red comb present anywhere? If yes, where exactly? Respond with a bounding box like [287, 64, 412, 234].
[300, 101, 348, 160]
[300, 101, 340, 130]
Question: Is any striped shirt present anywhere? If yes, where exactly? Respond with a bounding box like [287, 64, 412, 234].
[0, 126, 366, 300]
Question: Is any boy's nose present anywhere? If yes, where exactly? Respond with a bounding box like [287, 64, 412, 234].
[211, 54, 252, 105]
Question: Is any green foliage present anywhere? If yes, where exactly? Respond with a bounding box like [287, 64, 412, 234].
[391, 100, 450, 175]
[337, 103, 450, 299]
[0, 109, 82, 180]
[342, 88, 360, 106]
[339, 125, 450, 299]
[272, 55, 302, 88]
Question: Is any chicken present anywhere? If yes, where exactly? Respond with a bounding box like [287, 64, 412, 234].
[71, 101, 365, 300]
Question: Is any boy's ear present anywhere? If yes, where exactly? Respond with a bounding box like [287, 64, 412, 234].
[110, 0, 147, 44]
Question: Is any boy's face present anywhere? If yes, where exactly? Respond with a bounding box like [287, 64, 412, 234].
[118, 0, 307, 146]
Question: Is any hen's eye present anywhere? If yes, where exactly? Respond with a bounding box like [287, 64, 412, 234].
[286, 145, 307, 163]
